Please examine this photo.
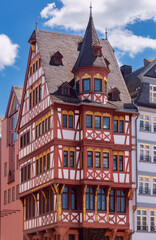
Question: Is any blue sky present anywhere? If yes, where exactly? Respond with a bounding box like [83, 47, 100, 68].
[1, 0, 156, 116]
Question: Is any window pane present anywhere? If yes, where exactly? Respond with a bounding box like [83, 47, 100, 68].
[113, 155, 117, 171]
[83, 78, 90, 92]
[114, 120, 118, 132]
[95, 152, 101, 168]
[119, 120, 124, 133]
[94, 79, 102, 91]
[119, 155, 123, 171]
[87, 151, 93, 167]
[103, 152, 109, 169]
[62, 187, 68, 210]
[95, 116, 101, 129]
[69, 115, 73, 128]
[103, 117, 110, 130]
[70, 151, 74, 168]
[63, 114, 67, 128]
[63, 151, 68, 167]
[86, 115, 92, 128]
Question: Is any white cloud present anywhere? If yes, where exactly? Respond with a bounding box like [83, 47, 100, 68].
[40, 0, 156, 58]
[0, 34, 19, 71]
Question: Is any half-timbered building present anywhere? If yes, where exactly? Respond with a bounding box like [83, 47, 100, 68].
[0, 86, 23, 240]
[17, 10, 137, 240]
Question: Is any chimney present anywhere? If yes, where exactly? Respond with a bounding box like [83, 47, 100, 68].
[120, 65, 132, 77]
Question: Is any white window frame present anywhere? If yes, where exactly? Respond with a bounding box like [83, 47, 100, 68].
[140, 144, 150, 162]
[150, 84, 156, 103]
[140, 114, 150, 132]
[139, 176, 150, 195]
[137, 209, 148, 231]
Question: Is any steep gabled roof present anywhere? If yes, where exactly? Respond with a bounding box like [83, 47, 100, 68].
[36, 30, 131, 108]
[72, 15, 107, 72]
[5, 86, 23, 117]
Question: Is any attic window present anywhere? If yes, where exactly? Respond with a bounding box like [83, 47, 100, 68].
[108, 88, 120, 101]
[50, 51, 63, 66]
[93, 46, 102, 57]
[61, 82, 70, 95]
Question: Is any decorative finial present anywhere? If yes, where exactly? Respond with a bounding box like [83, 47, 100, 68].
[36, 20, 38, 30]
[90, 2, 92, 17]
[105, 28, 108, 40]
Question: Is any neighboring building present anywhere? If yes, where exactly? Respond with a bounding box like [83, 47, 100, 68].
[121, 59, 156, 240]
[17, 11, 137, 240]
[0, 116, 4, 238]
[0, 86, 23, 240]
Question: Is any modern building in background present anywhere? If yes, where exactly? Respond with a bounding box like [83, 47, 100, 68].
[0, 86, 23, 240]
[121, 59, 156, 240]
[16, 11, 137, 240]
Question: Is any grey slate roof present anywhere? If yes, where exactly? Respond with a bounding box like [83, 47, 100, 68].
[122, 59, 156, 108]
[13, 86, 23, 104]
[36, 28, 132, 109]
[72, 16, 107, 71]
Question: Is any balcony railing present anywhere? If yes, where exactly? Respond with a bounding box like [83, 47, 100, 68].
[8, 170, 15, 184]
[137, 225, 148, 231]
[140, 155, 151, 162]
[139, 187, 150, 195]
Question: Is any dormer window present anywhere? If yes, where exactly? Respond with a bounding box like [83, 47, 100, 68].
[83, 78, 91, 92]
[93, 46, 102, 57]
[108, 88, 120, 101]
[61, 82, 71, 95]
[94, 78, 102, 91]
[50, 51, 63, 66]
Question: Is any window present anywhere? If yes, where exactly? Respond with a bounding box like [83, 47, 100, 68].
[63, 151, 68, 167]
[16, 185, 19, 200]
[153, 178, 156, 195]
[35, 113, 52, 139]
[114, 117, 124, 133]
[39, 189, 53, 215]
[87, 151, 93, 168]
[4, 162, 7, 177]
[151, 211, 156, 232]
[117, 191, 125, 213]
[103, 116, 110, 130]
[20, 131, 30, 149]
[95, 116, 101, 129]
[69, 115, 73, 128]
[109, 190, 115, 212]
[86, 187, 94, 210]
[63, 114, 67, 128]
[113, 155, 118, 171]
[137, 210, 147, 231]
[8, 189, 11, 203]
[94, 79, 102, 91]
[86, 115, 92, 128]
[69, 235, 75, 240]
[119, 155, 123, 171]
[12, 187, 15, 201]
[29, 83, 42, 109]
[95, 151, 101, 168]
[70, 151, 75, 168]
[62, 187, 69, 210]
[94, 47, 101, 56]
[140, 114, 150, 131]
[103, 152, 109, 169]
[150, 84, 156, 103]
[4, 191, 7, 205]
[97, 188, 106, 211]
[154, 116, 156, 132]
[114, 120, 118, 132]
[140, 144, 150, 162]
[71, 188, 77, 210]
[139, 176, 150, 195]
[83, 78, 90, 92]
[36, 151, 51, 175]
[154, 146, 156, 162]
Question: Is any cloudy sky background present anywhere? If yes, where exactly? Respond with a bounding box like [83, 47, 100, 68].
[1, 0, 156, 115]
